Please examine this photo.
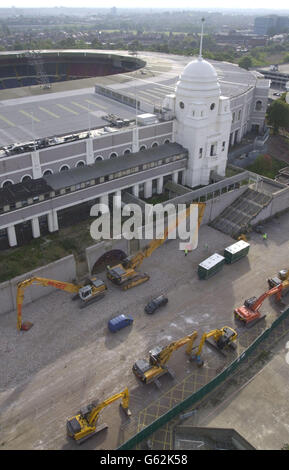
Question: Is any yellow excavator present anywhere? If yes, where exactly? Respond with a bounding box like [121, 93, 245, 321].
[190, 326, 238, 367]
[132, 330, 198, 386]
[16, 276, 107, 331]
[106, 203, 205, 290]
[66, 387, 131, 444]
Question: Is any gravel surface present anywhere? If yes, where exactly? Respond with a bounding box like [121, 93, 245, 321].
[0, 217, 288, 449]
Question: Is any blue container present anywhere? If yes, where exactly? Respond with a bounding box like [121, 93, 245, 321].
[108, 314, 133, 333]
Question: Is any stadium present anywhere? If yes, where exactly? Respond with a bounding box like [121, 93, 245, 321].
[0, 48, 270, 249]
[0, 50, 145, 89]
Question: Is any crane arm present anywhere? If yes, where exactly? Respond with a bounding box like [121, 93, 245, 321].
[252, 283, 284, 311]
[17, 276, 81, 331]
[130, 203, 205, 269]
[196, 330, 221, 356]
[88, 388, 130, 425]
[156, 331, 198, 366]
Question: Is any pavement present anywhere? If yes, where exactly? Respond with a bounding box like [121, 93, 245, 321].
[0, 211, 288, 450]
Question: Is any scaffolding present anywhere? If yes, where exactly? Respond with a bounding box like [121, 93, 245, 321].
[25, 50, 51, 90]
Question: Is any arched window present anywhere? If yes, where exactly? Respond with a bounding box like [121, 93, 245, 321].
[164, 139, 170, 144]
[21, 175, 32, 183]
[123, 148, 131, 155]
[109, 152, 118, 159]
[255, 100, 262, 111]
[2, 179, 14, 188]
[140, 145, 146, 151]
[76, 160, 85, 168]
[60, 164, 69, 172]
[95, 155, 103, 162]
[152, 142, 158, 148]
[43, 169, 53, 176]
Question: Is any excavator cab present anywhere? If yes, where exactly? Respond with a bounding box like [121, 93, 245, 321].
[215, 326, 237, 349]
[78, 279, 106, 302]
[106, 265, 127, 284]
[132, 359, 152, 382]
[78, 285, 93, 300]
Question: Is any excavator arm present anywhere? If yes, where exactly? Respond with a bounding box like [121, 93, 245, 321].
[128, 203, 205, 270]
[133, 331, 198, 384]
[66, 388, 131, 443]
[153, 331, 198, 366]
[192, 327, 237, 366]
[251, 283, 284, 311]
[17, 276, 81, 331]
[87, 388, 130, 425]
[235, 281, 289, 327]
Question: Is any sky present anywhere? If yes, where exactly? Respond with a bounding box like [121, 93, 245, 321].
[2, 1, 289, 11]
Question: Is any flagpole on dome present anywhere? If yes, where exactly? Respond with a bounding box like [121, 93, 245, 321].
[199, 17, 205, 61]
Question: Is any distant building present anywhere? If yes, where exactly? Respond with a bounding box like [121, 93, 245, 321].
[254, 15, 289, 36]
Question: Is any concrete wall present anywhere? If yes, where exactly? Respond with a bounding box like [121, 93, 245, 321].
[0, 255, 76, 316]
[201, 186, 249, 224]
[166, 184, 248, 225]
[251, 186, 289, 225]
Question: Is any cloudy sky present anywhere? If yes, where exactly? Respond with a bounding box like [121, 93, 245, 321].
[3, 1, 289, 10]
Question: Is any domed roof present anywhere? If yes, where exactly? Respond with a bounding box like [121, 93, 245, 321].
[182, 57, 218, 80]
[175, 57, 220, 97]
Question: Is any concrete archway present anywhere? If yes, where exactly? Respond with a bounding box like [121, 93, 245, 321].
[91, 249, 127, 274]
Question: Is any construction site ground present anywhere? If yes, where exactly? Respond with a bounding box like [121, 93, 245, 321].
[0, 212, 289, 450]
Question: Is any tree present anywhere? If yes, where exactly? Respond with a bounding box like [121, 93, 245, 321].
[267, 99, 289, 134]
[238, 55, 252, 70]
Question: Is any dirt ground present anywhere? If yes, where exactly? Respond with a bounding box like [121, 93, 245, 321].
[0, 212, 288, 450]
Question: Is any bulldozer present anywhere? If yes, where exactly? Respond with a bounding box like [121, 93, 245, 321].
[66, 387, 131, 444]
[106, 203, 205, 291]
[190, 326, 238, 367]
[132, 331, 198, 387]
[16, 276, 107, 331]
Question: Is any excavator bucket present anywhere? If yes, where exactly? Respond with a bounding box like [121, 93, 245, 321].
[20, 321, 34, 331]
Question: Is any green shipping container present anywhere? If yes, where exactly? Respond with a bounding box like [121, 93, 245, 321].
[224, 240, 250, 264]
[198, 253, 225, 280]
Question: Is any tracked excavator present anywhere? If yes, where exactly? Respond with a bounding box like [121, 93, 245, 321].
[16, 276, 107, 331]
[66, 387, 131, 444]
[106, 203, 205, 290]
[132, 330, 198, 386]
[190, 326, 238, 367]
[234, 280, 289, 328]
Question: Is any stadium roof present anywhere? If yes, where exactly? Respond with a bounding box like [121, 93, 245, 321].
[0, 50, 260, 147]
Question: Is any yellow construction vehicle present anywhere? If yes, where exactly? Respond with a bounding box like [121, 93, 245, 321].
[66, 387, 131, 444]
[237, 234, 248, 242]
[132, 331, 198, 386]
[190, 326, 238, 367]
[16, 276, 107, 331]
[106, 203, 205, 290]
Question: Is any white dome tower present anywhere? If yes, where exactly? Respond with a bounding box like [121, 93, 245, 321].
[170, 20, 232, 187]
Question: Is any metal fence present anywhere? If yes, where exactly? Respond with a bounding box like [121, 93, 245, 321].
[118, 304, 289, 450]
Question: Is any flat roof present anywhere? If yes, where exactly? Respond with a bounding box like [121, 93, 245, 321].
[44, 142, 187, 190]
[0, 50, 259, 147]
[0, 142, 186, 205]
[0, 178, 53, 206]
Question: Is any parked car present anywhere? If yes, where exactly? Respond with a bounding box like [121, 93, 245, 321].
[144, 294, 168, 314]
[108, 314, 133, 333]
